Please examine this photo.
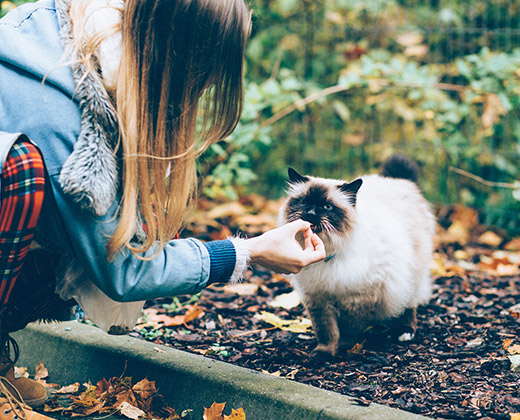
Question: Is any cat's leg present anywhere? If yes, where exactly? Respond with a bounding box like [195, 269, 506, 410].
[392, 307, 417, 342]
[304, 299, 340, 359]
[337, 312, 367, 352]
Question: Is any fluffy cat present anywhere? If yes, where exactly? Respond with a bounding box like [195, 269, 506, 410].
[278, 155, 435, 359]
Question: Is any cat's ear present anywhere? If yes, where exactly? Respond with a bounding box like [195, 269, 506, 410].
[288, 167, 309, 184]
[338, 178, 363, 205]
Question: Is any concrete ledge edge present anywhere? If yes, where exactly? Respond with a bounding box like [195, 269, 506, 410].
[13, 321, 429, 420]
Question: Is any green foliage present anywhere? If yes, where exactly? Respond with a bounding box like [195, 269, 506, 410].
[0, 0, 34, 18]
[3, 0, 520, 223]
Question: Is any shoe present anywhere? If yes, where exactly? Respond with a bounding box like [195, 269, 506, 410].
[0, 377, 55, 420]
[0, 335, 47, 407]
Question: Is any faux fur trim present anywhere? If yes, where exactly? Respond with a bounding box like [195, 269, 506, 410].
[55, 0, 119, 216]
[228, 237, 251, 284]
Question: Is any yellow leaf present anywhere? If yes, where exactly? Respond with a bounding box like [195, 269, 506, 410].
[224, 408, 246, 420]
[254, 311, 311, 333]
[203, 402, 226, 420]
[511, 413, 520, 420]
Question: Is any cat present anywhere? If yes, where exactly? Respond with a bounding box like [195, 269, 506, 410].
[278, 155, 435, 359]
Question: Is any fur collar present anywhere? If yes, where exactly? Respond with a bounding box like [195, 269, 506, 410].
[55, 0, 120, 216]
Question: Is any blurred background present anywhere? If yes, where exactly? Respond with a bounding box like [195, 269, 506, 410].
[2, 0, 520, 234]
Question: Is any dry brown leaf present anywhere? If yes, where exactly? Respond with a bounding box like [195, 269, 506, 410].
[268, 290, 301, 310]
[506, 344, 520, 355]
[443, 221, 470, 246]
[450, 205, 479, 229]
[184, 303, 204, 323]
[118, 402, 146, 420]
[206, 202, 247, 220]
[203, 402, 226, 420]
[55, 382, 81, 394]
[342, 133, 365, 146]
[482, 93, 506, 129]
[223, 283, 259, 296]
[132, 378, 157, 402]
[396, 32, 423, 47]
[477, 231, 502, 248]
[508, 303, 520, 319]
[503, 338, 514, 350]
[405, 44, 428, 57]
[504, 238, 520, 251]
[14, 366, 29, 378]
[224, 408, 246, 420]
[34, 362, 49, 381]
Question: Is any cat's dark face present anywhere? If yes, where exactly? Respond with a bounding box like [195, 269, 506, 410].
[283, 168, 362, 236]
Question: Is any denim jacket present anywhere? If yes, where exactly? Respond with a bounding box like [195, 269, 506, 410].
[0, 1, 248, 312]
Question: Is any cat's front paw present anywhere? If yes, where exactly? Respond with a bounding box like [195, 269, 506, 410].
[310, 344, 336, 362]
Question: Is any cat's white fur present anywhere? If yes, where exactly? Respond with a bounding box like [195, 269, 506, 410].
[279, 173, 435, 323]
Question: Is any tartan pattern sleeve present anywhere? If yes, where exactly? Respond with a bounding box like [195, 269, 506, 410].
[0, 141, 45, 310]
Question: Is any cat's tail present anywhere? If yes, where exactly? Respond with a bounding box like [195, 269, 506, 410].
[381, 154, 419, 184]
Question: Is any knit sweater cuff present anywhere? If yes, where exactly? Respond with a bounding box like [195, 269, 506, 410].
[202, 238, 251, 285]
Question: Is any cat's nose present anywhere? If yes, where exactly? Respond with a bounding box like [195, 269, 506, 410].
[306, 208, 316, 216]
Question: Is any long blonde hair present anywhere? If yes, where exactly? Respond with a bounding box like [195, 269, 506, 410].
[70, 0, 250, 259]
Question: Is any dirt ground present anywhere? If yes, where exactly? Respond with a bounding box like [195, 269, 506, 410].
[133, 202, 520, 420]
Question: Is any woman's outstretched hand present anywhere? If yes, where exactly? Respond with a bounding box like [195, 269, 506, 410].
[245, 220, 325, 274]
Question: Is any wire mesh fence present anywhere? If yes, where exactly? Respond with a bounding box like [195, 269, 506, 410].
[248, 0, 520, 233]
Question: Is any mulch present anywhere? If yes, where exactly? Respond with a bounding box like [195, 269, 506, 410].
[133, 251, 520, 420]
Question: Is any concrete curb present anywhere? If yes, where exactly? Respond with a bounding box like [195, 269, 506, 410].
[13, 321, 429, 420]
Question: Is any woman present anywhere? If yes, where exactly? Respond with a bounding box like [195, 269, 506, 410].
[0, 0, 325, 411]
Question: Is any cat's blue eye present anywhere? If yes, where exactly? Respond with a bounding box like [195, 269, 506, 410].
[323, 203, 333, 211]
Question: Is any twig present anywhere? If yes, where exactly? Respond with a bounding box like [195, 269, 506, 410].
[229, 326, 277, 338]
[93, 409, 120, 420]
[258, 79, 466, 130]
[449, 166, 516, 189]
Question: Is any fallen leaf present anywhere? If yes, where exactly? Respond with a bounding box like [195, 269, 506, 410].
[508, 303, 520, 319]
[118, 401, 146, 420]
[206, 202, 247, 220]
[183, 303, 204, 323]
[504, 238, 520, 251]
[477, 231, 502, 248]
[224, 408, 246, 420]
[507, 344, 520, 355]
[396, 32, 423, 47]
[14, 367, 29, 378]
[482, 93, 506, 129]
[203, 402, 226, 420]
[261, 370, 281, 377]
[268, 290, 301, 310]
[347, 342, 365, 355]
[255, 311, 312, 333]
[34, 362, 49, 381]
[223, 283, 259, 296]
[55, 383, 81, 394]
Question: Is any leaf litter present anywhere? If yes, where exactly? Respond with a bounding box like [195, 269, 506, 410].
[24, 199, 519, 420]
[129, 200, 520, 420]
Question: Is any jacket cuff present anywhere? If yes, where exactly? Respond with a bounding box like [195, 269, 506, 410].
[202, 238, 251, 285]
[227, 236, 251, 284]
[203, 239, 237, 284]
